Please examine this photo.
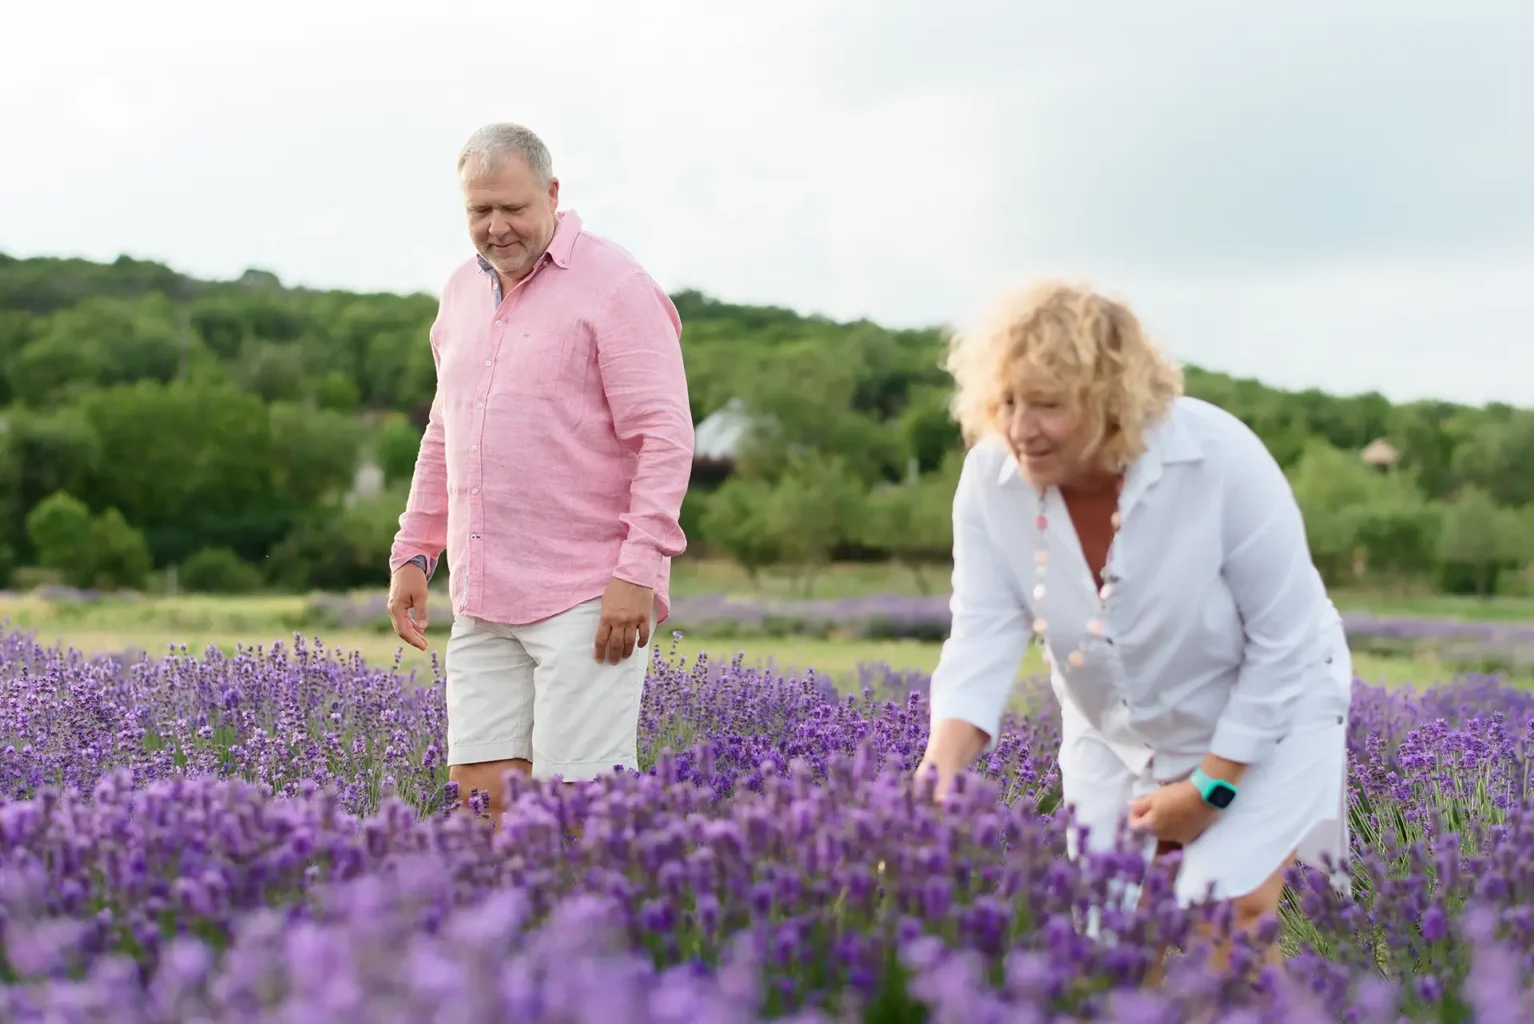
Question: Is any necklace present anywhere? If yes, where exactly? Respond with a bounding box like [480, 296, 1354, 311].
[1031, 476, 1125, 669]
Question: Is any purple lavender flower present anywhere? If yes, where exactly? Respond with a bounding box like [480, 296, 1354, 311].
[4, 620, 1534, 1018]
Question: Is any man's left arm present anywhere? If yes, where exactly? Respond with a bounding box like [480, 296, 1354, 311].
[595, 271, 695, 595]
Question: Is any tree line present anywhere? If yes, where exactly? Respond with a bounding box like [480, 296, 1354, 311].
[0, 251, 1530, 598]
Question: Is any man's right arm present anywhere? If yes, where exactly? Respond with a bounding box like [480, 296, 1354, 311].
[389, 323, 449, 578]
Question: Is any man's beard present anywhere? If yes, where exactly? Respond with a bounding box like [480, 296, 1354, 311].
[481, 231, 553, 280]
[481, 242, 533, 278]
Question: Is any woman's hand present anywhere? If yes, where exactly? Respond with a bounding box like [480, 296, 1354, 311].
[1127, 780, 1218, 845]
[915, 719, 989, 803]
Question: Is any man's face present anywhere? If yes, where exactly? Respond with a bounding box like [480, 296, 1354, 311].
[461, 154, 559, 283]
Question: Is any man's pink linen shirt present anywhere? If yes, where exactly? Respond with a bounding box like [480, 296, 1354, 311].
[388, 211, 694, 626]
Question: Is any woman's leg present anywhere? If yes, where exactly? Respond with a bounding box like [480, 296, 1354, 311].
[1202, 848, 1295, 971]
[1140, 840, 1294, 986]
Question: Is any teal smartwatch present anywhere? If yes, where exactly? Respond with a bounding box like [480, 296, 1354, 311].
[1189, 767, 1237, 810]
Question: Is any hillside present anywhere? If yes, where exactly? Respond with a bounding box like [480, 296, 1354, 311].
[1, 252, 1530, 597]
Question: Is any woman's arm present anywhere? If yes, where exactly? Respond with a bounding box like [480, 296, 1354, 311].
[1207, 421, 1326, 768]
[920, 445, 1033, 794]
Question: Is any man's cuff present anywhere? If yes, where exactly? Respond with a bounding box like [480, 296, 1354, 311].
[392, 553, 436, 580]
[612, 544, 662, 591]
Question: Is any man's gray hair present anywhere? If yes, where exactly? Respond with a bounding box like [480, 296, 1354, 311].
[457, 123, 554, 184]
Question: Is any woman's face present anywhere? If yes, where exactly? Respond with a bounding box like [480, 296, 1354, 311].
[998, 387, 1091, 487]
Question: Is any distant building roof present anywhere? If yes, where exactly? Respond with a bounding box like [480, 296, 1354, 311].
[1360, 438, 1401, 467]
[694, 397, 758, 463]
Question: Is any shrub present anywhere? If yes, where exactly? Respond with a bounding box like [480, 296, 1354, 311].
[84, 508, 152, 590]
[24, 490, 93, 576]
[179, 546, 264, 594]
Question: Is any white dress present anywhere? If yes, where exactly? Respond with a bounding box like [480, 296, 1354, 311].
[1058, 613, 1353, 910]
[928, 397, 1354, 910]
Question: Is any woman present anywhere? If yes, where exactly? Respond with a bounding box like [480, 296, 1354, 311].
[915, 280, 1352, 966]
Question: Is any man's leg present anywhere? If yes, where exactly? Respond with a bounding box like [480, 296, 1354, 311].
[444, 614, 535, 825]
[516, 598, 649, 785]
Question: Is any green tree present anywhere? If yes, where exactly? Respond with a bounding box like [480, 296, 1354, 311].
[85, 508, 152, 590]
[760, 452, 866, 595]
[313, 369, 361, 413]
[732, 341, 907, 486]
[1287, 440, 1380, 581]
[896, 384, 963, 474]
[179, 546, 266, 594]
[75, 380, 278, 564]
[266, 488, 409, 591]
[698, 478, 780, 586]
[1286, 438, 1439, 587]
[1453, 411, 1534, 508]
[3, 295, 183, 404]
[265, 401, 365, 508]
[25, 491, 93, 581]
[1438, 487, 1517, 596]
[377, 418, 425, 488]
[5, 406, 101, 552]
[858, 456, 959, 594]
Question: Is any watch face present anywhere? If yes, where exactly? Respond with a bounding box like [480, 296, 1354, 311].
[1208, 783, 1236, 809]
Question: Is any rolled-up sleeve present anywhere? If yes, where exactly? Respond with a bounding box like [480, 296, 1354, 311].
[1208, 423, 1323, 765]
[928, 446, 1033, 751]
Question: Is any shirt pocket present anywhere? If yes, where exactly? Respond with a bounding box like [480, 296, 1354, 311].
[499, 325, 572, 398]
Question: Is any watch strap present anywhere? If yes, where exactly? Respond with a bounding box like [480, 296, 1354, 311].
[1190, 767, 1237, 809]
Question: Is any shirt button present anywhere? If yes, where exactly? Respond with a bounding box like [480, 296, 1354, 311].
[484, 360, 491, 367]
[471, 488, 478, 494]
[495, 319, 505, 326]
[470, 533, 478, 540]
[470, 445, 477, 452]
[476, 402, 484, 409]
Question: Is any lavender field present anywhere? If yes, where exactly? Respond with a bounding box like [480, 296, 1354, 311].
[3, 616, 1534, 1023]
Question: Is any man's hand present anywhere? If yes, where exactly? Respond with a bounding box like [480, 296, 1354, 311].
[594, 577, 653, 664]
[387, 563, 430, 651]
[1127, 780, 1218, 846]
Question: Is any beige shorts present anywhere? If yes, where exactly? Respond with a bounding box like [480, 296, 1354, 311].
[444, 598, 651, 780]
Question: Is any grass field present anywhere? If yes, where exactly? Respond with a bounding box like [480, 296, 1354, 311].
[670, 558, 1534, 618]
[3, 565, 1518, 690]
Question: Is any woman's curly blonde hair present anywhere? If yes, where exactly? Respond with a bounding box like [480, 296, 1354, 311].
[945, 280, 1185, 470]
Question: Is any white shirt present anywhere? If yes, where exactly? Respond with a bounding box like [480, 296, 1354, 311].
[929, 396, 1344, 781]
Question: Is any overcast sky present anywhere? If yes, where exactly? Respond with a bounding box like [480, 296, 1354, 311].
[3, 0, 1529, 407]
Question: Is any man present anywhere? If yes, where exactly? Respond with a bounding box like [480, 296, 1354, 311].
[387, 122, 694, 823]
